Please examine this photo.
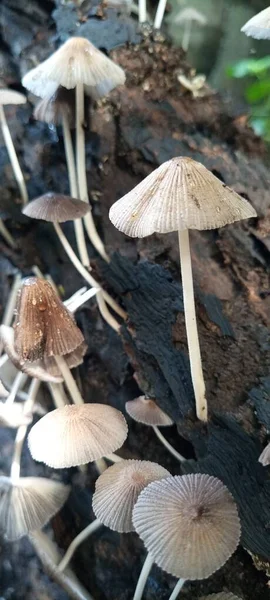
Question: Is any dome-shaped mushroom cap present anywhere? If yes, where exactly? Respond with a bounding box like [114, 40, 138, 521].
[200, 594, 242, 600]
[258, 442, 270, 466]
[0, 476, 70, 541]
[22, 37, 125, 98]
[109, 157, 257, 237]
[241, 7, 270, 40]
[174, 7, 207, 25]
[125, 396, 173, 427]
[28, 404, 128, 468]
[23, 193, 90, 223]
[132, 473, 241, 580]
[0, 89, 27, 105]
[93, 459, 170, 532]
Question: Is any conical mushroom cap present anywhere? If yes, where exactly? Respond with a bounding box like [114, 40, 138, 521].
[125, 396, 173, 427]
[22, 37, 125, 98]
[0, 476, 70, 541]
[28, 404, 128, 468]
[0, 325, 63, 383]
[0, 89, 27, 105]
[241, 7, 270, 40]
[259, 442, 270, 466]
[109, 157, 256, 237]
[93, 460, 170, 532]
[0, 379, 8, 398]
[200, 594, 243, 600]
[14, 278, 84, 361]
[132, 473, 241, 580]
[0, 401, 32, 428]
[23, 193, 90, 223]
[34, 88, 75, 127]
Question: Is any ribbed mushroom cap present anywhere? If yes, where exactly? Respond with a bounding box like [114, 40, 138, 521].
[0, 476, 70, 541]
[125, 396, 173, 427]
[0, 325, 63, 383]
[34, 87, 75, 127]
[174, 7, 207, 25]
[241, 7, 270, 40]
[109, 157, 257, 237]
[0, 89, 27, 105]
[93, 460, 170, 532]
[0, 401, 32, 428]
[14, 278, 84, 362]
[259, 442, 270, 466]
[0, 379, 8, 398]
[22, 37, 125, 98]
[28, 403, 128, 468]
[23, 193, 90, 223]
[44, 341, 87, 376]
[132, 473, 241, 580]
[200, 595, 242, 600]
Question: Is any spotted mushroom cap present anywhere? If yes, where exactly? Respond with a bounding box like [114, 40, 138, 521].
[241, 7, 270, 40]
[125, 396, 173, 427]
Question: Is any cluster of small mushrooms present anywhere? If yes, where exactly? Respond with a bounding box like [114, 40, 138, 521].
[0, 5, 269, 600]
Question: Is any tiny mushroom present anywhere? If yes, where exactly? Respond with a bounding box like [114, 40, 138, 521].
[109, 156, 256, 422]
[0, 89, 28, 205]
[174, 7, 207, 51]
[241, 7, 270, 39]
[259, 442, 270, 466]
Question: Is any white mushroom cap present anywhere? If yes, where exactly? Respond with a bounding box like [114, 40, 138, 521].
[0, 476, 70, 540]
[241, 7, 270, 40]
[125, 396, 173, 427]
[174, 7, 207, 25]
[258, 442, 270, 466]
[28, 403, 128, 468]
[109, 157, 257, 237]
[0, 401, 32, 428]
[0, 89, 27, 106]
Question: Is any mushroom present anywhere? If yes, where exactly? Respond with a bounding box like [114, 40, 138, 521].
[133, 474, 241, 599]
[258, 442, 270, 466]
[28, 403, 128, 468]
[125, 396, 186, 462]
[0, 401, 33, 428]
[109, 156, 256, 421]
[23, 194, 125, 328]
[241, 7, 270, 39]
[0, 219, 16, 249]
[174, 7, 207, 51]
[0, 89, 28, 205]
[200, 595, 243, 600]
[22, 37, 126, 263]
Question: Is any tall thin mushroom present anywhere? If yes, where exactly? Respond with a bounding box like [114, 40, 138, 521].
[174, 7, 207, 52]
[0, 89, 28, 205]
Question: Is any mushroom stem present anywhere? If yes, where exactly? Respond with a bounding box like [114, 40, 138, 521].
[182, 18, 192, 51]
[0, 273, 21, 355]
[57, 519, 102, 572]
[10, 378, 40, 482]
[138, 0, 147, 23]
[104, 452, 123, 463]
[133, 552, 154, 600]
[0, 218, 16, 248]
[168, 578, 186, 600]
[6, 371, 28, 405]
[96, 290, 120, 333]
[48, 382, 69, 409]
[75, 82, 109, 263]
[95, 457, 108, 474]
[153, 0, 167, 29]
[53, 222, 126, 320]
[53, 356, 84, 405]
[152, 426, 186, 462]
[0, 104, 28, 205]
[62, 112, 90, 269]
[178, 229, 207, 421]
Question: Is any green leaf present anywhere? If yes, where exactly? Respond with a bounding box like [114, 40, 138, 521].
[227, 56, 270, 78]
[245, 80, 270, 103]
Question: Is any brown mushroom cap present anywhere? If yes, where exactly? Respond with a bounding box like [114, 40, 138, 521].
[200, 595, 242, 600]
[0, 476, 70, 541]
[258, 442, 270, 466]
[14, 278, 84, 362]
[28, 403, 128, 468]
[92, 459, 170, 532]
[241, 7, 270, 40]
[0, 89, 27, 105]
[109, 157, 256, 237]
[132, 473, 241, 580]
[125, 396, 173, 427]
[23, 193, 90, 223]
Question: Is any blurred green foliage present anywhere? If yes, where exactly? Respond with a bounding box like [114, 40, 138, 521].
[227, 56, 270, 141]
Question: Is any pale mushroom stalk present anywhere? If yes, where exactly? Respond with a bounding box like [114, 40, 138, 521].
[67, 287, 99, 313]
[75, 83, 109, 263]
[168, 578, 186, 600]
[0, 353, 9, 369]
[58, 519, 102, 572]
[152, 426, 186, 462]
[0, 273, 21, 355]
[182, 18, 193, 51]
[138, 0, 147, 23]
[62, 111, 90, 269]
[10, 378, 40, 482]
[53, 221, 126, 320]
[133, 553, 154, 600]
[104, 452, 123, 463]
[53, 355, 84, 405]
[48, 382, 69, 409]
[0, 104, 28, 205]
[178, 229, 207, 421]
[6, 371, 28, 405]
[153, 0, 167, 29]
[95, 457, 108, 473]
[0, 218, 16, 249]
[96, 290, 120, 333]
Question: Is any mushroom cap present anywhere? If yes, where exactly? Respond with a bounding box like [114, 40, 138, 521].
[0, 401, 33, 428]
[174, 7, 207, 25]
[93, 459, 170, 532]
[28, 403, 128, 468]
[125, 396, 173, 427]
[23, 193, 90, 223]
[258, 442, 270, 466]
[109, 157, 257, 237]
[34, 88, 75, 127]
[0, 379, 8, 398]
[0, 476, 70, 541]
[0, 89, 27, 106]
[241, 7, 270, 40]
[0, 325, 63, 383]
[22, 37, 125, 98]
[14, 278, 84, 362]
[132, 473, 241, 580]
[44, 341, 87, 376]
[200, 595, 242, 600]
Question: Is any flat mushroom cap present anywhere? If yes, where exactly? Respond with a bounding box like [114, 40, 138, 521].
[0, 401, 32, 428]
[0, 476, 70, 541]
[174, 7, 207, 25]
[125, 396, 173, 427]
[109, 157, 257, 237]
[0, 89, 27, 105]
[22, 37, 125, 98]
[132, 473, 241, 580]
[28, 404, 128, 468]
[258, 442, 270, 466]
[241, 7, 270, 40]
[200, 595, 243, 600]
[93, 460, 170, 532]
[23, 193, 90, 223]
